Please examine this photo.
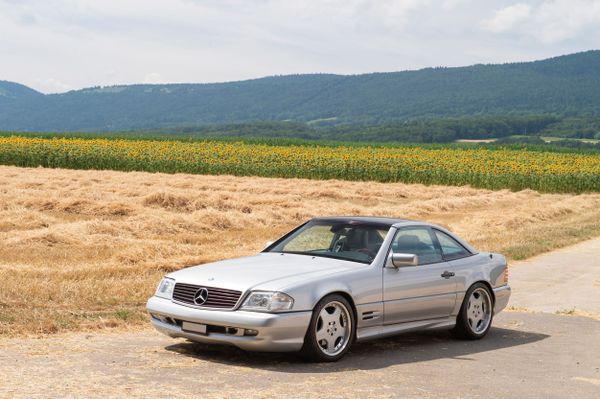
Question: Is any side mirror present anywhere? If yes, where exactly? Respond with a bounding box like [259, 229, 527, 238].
[391, 253, 419, 267]
[264, 241, 274, 249]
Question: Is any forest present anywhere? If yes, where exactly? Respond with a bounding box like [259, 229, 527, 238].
[2, 51, 600, 135]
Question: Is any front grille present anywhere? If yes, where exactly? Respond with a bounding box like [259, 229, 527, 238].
[172, 283, 242, 309]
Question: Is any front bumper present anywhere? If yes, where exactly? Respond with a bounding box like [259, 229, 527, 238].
[493, 284, 511, 315]
[146, 296, 312, 352]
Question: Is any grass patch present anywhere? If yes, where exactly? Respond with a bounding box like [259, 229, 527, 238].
[505, 224, 600, 260]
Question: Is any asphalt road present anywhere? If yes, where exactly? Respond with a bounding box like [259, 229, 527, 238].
[0, 312, 598, 398]
[1, 237, 600, 398]
[509, 236, 600, 317]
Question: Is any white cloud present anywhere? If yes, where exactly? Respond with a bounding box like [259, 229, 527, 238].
[35, 77, 72, 93]
[535, 0, 600, 43]
[481, 3, 531, 33]
[143, 72, 165, 84]
[0, 1, 598, 93]
[481, 0, 600, 43]
[442, 0, 471, 10]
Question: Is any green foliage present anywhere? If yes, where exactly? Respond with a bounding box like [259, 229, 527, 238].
[540, 117, 600, 138]
[3, 126, 600, 154]
[1, 135, 599, 194]
[494, 136, 548, 145]
[0, 80, 42, 100]
[2, 51, 600, 132]
[491, 135, 600, 152]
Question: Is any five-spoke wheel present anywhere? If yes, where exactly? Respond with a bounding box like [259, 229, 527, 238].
[315, 301, 352, 356]
[453, 282, 494, 339]
[466, 287, 492, 334]
[302, 294, 355, 362]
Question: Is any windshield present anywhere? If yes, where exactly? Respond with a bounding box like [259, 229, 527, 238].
[267, 221, 391, 264]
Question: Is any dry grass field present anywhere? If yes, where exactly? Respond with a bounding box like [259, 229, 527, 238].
[2, 165, 600, 336]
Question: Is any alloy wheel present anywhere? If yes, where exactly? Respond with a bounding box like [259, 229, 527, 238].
[466, 287, 492, 334]
[315, 301, 352, 356]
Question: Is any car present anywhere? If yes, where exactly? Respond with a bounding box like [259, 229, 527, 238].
[146, 216, 511, 362]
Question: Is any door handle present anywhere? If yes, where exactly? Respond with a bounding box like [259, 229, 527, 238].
[441, 271, 455, 279]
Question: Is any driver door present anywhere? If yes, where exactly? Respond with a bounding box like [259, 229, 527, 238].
[383, 227, 457, 325]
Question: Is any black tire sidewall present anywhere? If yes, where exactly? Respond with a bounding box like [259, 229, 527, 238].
[302, 294, 356, 362]
[457, 282, 494, 339]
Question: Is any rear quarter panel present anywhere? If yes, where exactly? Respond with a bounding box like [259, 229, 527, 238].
[448, 252, 507, 315]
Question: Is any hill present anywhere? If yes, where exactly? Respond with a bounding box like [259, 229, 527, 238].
[0, 81, 42, 101]
[1, 51, 600, 132]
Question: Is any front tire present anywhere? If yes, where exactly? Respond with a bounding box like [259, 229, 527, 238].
[452, 283, 494, 340]
[301, 294, 356, 362]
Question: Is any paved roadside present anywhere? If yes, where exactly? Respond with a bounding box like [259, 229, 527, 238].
[0, 312, 598, 399]
[509, 236, 600, 318]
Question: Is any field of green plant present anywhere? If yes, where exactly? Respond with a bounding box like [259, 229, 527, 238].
[1, 135, 599, 193]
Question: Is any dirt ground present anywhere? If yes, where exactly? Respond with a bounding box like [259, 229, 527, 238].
[1, 235, 599, 398]
[0, 312, 598, 399]
[3, 165, 600, 335]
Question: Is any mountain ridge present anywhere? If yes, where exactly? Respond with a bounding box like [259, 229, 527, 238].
[1, 50, 600, 132]
[0, 80, 42, 99]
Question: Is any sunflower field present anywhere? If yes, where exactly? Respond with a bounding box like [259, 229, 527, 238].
[1, 136, 599, 193]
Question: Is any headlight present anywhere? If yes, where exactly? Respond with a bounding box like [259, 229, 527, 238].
[155, 277, 175, 299]
[241, 291, 294, 312]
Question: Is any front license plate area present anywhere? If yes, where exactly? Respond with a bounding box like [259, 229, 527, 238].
[182, 321, 208, 335]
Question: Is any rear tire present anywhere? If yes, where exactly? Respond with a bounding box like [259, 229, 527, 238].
[300, 294, 356, 362]
[452, 283, 493, 340]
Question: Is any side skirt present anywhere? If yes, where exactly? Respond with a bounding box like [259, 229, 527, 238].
[356, 317, 456, 342]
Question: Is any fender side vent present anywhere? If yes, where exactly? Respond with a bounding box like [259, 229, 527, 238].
[362, 311, 380, 321]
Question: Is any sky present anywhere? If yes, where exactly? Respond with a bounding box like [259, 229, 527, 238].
[1, 0, 599, 93]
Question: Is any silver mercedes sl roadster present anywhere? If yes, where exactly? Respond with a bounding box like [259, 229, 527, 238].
[147, 217, 511, 362]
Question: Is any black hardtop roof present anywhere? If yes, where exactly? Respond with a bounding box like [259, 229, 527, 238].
[312, 216, 413, 227]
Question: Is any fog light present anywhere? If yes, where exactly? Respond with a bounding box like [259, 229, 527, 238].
[244, 329, 259, 336]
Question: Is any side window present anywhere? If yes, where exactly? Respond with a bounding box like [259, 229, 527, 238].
[434, 230, 471, 260]
[392, 228, 442, 265]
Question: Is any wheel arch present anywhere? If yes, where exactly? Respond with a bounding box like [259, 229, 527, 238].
[301, 290, 358, 361]
[314, 291, 358, 328]
[469, 280, 495, 305]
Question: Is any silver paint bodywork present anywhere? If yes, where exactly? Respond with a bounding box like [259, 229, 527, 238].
[147, 218, 511, 351]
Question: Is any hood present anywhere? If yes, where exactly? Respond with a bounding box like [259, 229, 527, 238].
[167, 252, 363, 293]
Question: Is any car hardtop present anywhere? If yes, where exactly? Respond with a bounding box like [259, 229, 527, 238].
[312, 216, 413, 227]
[313, 216, 444, 231]
[311, 217, 478, 254]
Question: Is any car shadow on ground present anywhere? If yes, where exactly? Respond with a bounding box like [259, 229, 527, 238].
[164, 326, 549, 372]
